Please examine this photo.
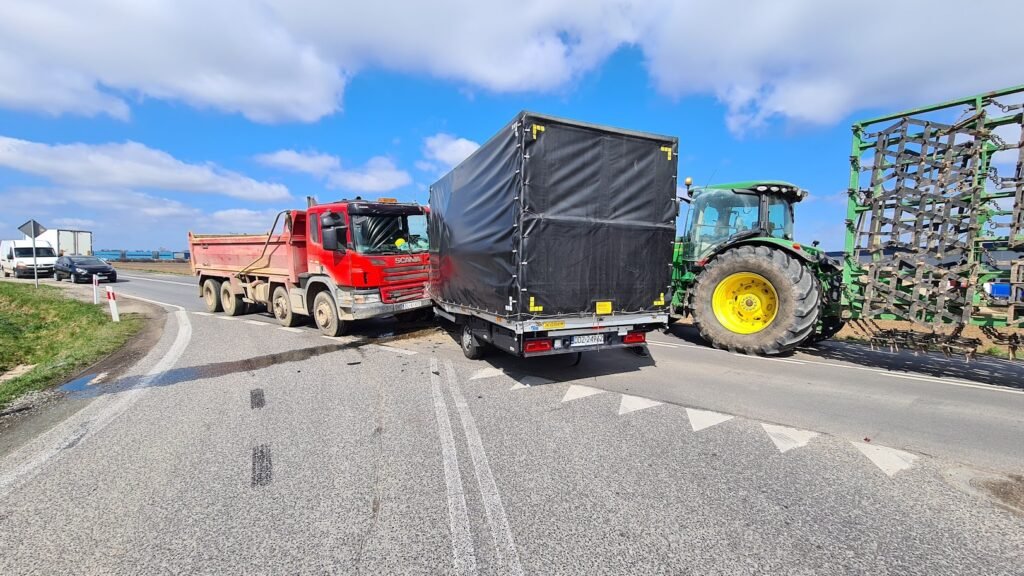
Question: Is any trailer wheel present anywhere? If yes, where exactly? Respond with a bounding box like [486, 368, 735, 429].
[313, 291, 348, 337]
[692, 245, 820, 355]
[221, 283, 246, 316]
[460, 324, 485, 360]
[202, 279, 223, 313]
[272, 286, 300, 327]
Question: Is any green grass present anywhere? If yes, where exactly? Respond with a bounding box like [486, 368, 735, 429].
[0, 283, 142, 409]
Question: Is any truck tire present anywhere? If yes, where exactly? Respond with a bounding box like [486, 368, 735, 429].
[272, 286, 300, 327]
[202, 279, 223, 313]
[313, 291, 348, 337]
[221, 283, 246, 316]
[460, 323, 485, 360]
[692, 245, 820, 355]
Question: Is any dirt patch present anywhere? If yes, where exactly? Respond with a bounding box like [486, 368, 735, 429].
[113, 261, 192, 275]
[980, 474, 1024, 514]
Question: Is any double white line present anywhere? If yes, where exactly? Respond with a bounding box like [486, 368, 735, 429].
[429, 358, 524, 576]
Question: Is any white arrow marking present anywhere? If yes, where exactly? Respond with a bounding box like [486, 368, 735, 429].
[686, 408, 734, 432]
[470, 367, 505, 381]
[561, 385, 606, 402]
[761, 423, 818, 453]
[618, 394, 663, 415]
[852, 442, 919, 477]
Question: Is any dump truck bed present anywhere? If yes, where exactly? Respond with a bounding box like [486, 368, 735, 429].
[188, 228, 307, 284]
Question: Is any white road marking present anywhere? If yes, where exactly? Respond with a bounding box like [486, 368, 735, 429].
[509, 382, 530, 390]
[118, 274, 195, 287]
[881, 372, 1024, 395]
[686, 408, 734, 432]
[116, 292, 185, 311]
[443, 360, 524, 576]
[618, 394, 663, 415]
[852, 442, 919, 477]
[244, 320, 267, 326]
[366, 343, 418, 356]
[428, 358, 479, 575]
[761, 423, 819, 453]
[216, 316, 236, 321]
[561, 384, 606, 402]
[470, 367, 505, 381]
[192, 311, 213, 316]
[0, 307, 192, 498]
[732, 354, 805, 365]
[279, 327, 304, 333]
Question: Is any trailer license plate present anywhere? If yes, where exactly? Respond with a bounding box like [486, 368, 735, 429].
[571, 334, 604, 347]
[399, 301, 421, 310]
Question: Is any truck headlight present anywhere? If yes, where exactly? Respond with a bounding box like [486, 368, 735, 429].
[353, 292, 381, 304]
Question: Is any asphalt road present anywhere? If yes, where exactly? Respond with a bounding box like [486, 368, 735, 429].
[0, 270, 1022, 574]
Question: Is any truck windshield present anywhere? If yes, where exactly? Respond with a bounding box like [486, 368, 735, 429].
[351, 213, 428, 254]
[14, 247, 56, 258]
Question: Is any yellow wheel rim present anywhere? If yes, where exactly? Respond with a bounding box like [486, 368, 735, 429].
[711, 272, 779, 334]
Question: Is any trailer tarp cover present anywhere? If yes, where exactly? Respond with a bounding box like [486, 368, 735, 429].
[429, 111, 678, 319]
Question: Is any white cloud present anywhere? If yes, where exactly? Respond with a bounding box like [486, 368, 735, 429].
[255, 149, 340, 177]
[0, 135, 289, 201]
[328, 156, 412, 193]
[423, 133, 480, 169]
[0, 1, 1022, 131]
[52, 218, 97, 228]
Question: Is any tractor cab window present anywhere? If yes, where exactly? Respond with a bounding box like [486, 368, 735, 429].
[686, 189, 759, 258]
[765, 197, 794, 240]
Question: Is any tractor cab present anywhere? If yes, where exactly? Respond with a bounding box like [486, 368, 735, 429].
[680, 181, 806, 261]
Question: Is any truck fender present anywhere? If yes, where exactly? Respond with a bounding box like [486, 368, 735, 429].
[302, 277, 338, 315]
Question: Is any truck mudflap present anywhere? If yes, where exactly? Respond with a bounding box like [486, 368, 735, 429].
[343, 297, 433, 320]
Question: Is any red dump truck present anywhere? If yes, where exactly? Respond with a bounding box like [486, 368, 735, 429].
[189, 198, 432, 336]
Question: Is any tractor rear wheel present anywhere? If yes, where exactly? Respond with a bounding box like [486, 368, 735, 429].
[691, 245, 820, 355]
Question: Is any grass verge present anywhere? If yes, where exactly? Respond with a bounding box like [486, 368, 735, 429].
[113, 261, 192, 276]
[0, 283, 142, 409]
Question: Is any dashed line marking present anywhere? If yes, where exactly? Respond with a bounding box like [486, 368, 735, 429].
[618, 394, 663, 415]
[279, 327, 304, 333]
[216, 316, 236, 321]
[244, 319, 267, 326]
[192, 311, 213, 316]
[250, 389, 265, 409]
[761, 423, 818, 453]
[852, 442, 918, 477]
[686, 408, 734, 432]
[561, 384, 606, 402]
[251, 444, 272, 487]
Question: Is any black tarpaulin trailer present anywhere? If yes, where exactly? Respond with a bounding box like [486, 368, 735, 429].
[429, 111, 679, 359]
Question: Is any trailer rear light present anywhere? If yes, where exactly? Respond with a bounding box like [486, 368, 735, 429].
[524, 339, 553, 353]
[623, 331, 646, 344]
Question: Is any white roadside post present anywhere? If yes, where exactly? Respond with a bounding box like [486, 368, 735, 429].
[92, 274, 99, 304]
[106, 286, 120, 322]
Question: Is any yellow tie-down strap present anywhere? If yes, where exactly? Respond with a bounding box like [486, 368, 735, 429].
[529, 296, 544, 313]
[654, 293, 665, 306]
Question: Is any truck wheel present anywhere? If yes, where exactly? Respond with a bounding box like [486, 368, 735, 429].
[460, 324, 485, 360]
[313, 291, 348, 337]
[202, 279, 223, 313]
[272, 286, 300, 327]
[691, 245, 820, 355]
[221, 284, 246, 316]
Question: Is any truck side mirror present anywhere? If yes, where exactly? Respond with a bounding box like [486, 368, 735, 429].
[322, 227, 347, 252]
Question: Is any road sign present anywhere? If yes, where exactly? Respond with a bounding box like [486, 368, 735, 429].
[18, 219, 46, 238]
[16, 220, 46, 288]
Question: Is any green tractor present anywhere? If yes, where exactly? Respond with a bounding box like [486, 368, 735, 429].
[671, 179, 844, 354]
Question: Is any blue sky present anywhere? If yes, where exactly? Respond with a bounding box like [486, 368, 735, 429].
[0, 1, 1019, 250]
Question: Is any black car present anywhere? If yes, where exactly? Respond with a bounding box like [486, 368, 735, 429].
[55, 256, 118, 283]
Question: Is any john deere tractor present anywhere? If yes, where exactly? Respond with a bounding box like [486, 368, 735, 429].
[672, 180, 844, 354]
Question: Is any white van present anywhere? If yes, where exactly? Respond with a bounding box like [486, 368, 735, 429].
[0, 239, 58, 278]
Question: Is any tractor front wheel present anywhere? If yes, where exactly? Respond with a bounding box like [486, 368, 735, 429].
[691, 245, 820, 355]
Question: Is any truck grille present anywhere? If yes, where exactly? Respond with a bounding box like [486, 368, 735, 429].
[380, 262, 428, 304]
